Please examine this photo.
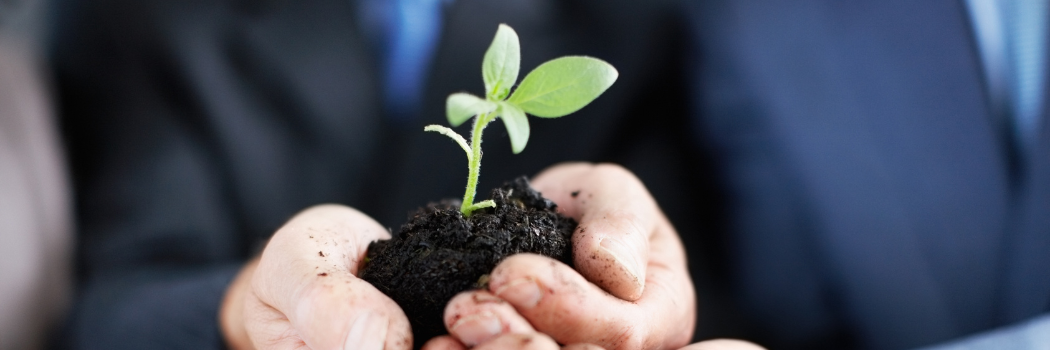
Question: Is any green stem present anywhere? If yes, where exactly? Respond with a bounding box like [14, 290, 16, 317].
[462, 112, 495, 216]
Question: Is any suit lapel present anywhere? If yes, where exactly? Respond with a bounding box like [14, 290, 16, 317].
[214, 1, 384, 232]
[833, 0, 1013, 338]
[738, 0, 1012, 345]
[1000, 53, 1050, 322]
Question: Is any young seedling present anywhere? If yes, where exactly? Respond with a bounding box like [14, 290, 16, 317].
[426, 24, 618, 216]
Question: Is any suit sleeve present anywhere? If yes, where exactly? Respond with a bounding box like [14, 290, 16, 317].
[916, 314, 1050, 350]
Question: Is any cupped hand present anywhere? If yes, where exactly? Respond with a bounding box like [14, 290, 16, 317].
[423, 335, 763, 350]
[677, 340, 766, 350]
[423, 332, 604, 350]
[220, 205, 412, 350]
[440, 163, 697, 349]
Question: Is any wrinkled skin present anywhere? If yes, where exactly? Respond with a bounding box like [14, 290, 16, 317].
[221, 205, 413, 350]
[220, 163, 764, 350]
[430, 163, 761, 350]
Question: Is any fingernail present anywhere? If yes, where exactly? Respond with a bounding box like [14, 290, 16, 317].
[345, 310, 387, 350]
[451, 311, 503, 346]
[493, 278, 542, 309]
[599, 238, 643, 285]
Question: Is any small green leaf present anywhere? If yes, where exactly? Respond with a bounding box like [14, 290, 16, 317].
[424, 125, 473, 162]
[446, 93, 497, 127]
[482, 24, 521, 101]
[498, 102, 530, 154]
[470, 200, 496, 211]
[506, 56, 618, 118]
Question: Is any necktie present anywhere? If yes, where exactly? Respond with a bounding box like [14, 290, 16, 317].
[1002, 0, 1049, 157]
[358, 0, 447, 123]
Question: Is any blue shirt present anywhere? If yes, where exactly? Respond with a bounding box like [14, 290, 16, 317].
[358, 0, 449, 124]
[965, 0, 1048, 156]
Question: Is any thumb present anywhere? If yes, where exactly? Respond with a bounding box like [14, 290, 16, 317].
[678, 340, 766, 350]
[249, 204, 412, 350]
[531, 163, 654, 301]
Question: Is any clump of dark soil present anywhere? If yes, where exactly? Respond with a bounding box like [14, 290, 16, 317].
[361, 177, 576, 346]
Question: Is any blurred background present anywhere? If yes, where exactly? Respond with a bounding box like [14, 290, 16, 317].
[3, 0, 1050, 349]
[0, 0, 72, 349]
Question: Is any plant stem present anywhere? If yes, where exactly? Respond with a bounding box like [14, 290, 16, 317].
[462, 112, 494, 216]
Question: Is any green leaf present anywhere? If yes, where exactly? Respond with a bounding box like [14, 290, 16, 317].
[468, 200, 496, 212]
[446, 93, 497, 127]
[506, 56, 618, 118]
[497, 101, 530, 154]
[482, 24, 521, 101]
[424, 125, 473, 162]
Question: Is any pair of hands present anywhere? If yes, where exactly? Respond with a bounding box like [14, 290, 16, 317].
[220, 163, 763, 350]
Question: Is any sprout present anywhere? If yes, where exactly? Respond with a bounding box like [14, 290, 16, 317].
[426, 24, 618, 217]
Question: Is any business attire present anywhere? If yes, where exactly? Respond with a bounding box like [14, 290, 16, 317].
[51, 0, 693, 348]
[0, 0, 73, 349]
[54, 0, 1050, 348]
[690, 0, 1050, 348]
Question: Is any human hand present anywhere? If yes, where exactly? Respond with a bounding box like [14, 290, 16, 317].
[423, 332, 603, 350]
[423, 328, 762, 350]
[438, 163, 697, 349]
[676, 340, 765, 350]
[220, 205, 412, 350]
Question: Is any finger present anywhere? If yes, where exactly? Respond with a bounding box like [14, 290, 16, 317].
[562, 344, 606, 350]
[532, 163, 660, 301]
[420, 336, 467, 350]
[244, 285, 309, 349]
[677, 340, 767, 350]
[529, 163, 695, 348]
[421, 334, 603, 350]
[444, 290, 536, 346]
[249, 204, 411, 350]
[489, 253, 695, 350]
[471, 333, 561, 350]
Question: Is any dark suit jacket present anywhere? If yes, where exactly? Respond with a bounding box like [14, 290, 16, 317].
[52, 0, 698, 348]
[54, 0, 1050, 349]
[690, 0, 1050, 349]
